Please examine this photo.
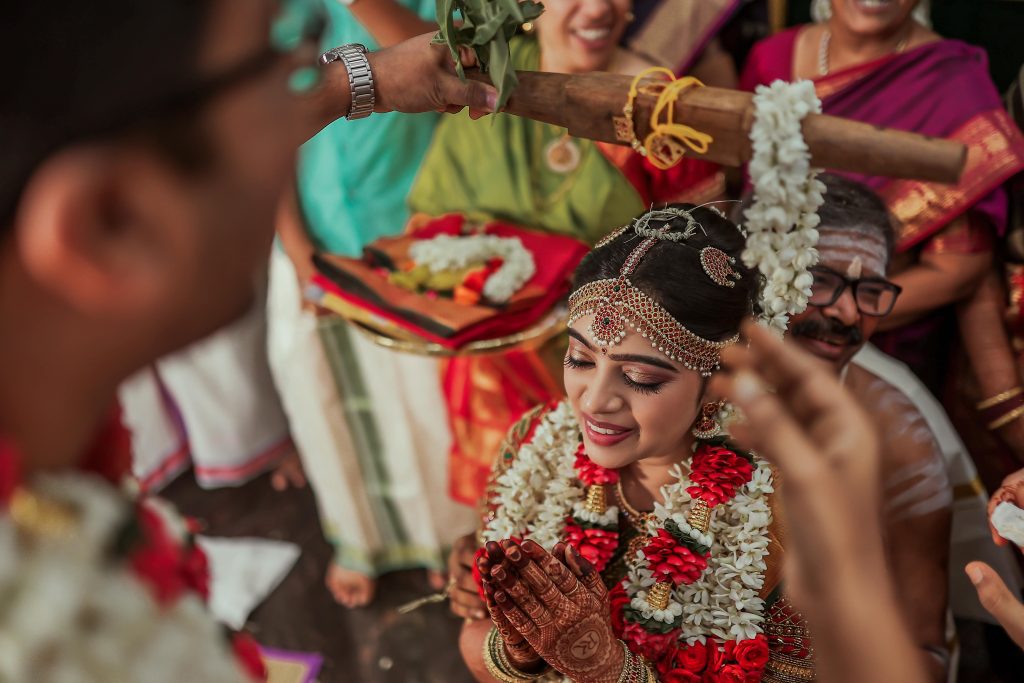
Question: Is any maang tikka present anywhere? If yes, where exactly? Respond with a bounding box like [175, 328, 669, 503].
[569, 210, 739, 376]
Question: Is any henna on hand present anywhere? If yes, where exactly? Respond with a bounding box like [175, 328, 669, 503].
[494, 540, 624, 683]
[479, 554, 541, 670]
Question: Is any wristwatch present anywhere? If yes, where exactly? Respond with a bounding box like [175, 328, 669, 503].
[320, 44, 375, 120]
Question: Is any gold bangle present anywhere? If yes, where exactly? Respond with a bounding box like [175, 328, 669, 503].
[989, 403, 1024, 430]
[482, 627, 546, 682]
[977, 386, 1024, 410]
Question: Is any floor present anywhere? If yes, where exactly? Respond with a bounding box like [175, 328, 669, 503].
[165, 469, 1018, 683]
[164, 471, 474, 683]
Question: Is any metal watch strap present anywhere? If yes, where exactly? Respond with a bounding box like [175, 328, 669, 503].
[319, 44, 375, 120]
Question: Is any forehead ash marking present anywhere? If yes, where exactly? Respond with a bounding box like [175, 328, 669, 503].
[817, 228, 888, 276]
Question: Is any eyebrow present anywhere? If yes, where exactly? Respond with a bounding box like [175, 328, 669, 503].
[567, 328, 678, 373]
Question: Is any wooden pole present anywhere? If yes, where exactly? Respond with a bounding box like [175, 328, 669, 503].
[467, 70, 966, 184]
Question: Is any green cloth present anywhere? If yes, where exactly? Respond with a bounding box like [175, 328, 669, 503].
[408, 38, 645, 245]
[297, 0, 439, 256]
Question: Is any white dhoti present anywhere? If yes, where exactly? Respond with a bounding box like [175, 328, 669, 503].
[119, 288, 293, 492]
[266, 249, 475, 576]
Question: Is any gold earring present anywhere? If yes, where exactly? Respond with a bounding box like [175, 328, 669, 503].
[691, 401, 723, 440]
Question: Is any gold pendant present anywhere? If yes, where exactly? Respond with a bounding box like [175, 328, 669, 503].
[544, 136, 581, 174]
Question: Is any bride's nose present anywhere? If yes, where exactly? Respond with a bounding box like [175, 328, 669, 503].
[582, 367, 626, 415]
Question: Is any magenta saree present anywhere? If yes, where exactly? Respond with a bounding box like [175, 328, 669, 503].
[741, 29, 1024, 391]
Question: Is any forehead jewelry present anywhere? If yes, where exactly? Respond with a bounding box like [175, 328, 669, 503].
[700, 247, 741, 288]
[569, 214, 738, 376]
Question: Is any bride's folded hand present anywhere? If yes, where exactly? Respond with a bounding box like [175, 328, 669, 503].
[483, 539, 625, 683]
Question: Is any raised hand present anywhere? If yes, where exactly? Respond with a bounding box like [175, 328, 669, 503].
[448, 534, 486, 621]
[485, 540, 624, 683]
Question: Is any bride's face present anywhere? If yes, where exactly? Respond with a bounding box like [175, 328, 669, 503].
[564, 316, 705, 470]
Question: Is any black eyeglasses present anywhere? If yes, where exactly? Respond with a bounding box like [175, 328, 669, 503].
[807, 266, 902, 317]
[1, 0, 326, 221]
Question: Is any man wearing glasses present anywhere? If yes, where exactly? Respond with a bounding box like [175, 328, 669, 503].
[787, 174, 1021, 681]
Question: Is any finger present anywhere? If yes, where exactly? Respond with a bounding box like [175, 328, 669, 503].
[518, 540, 577, 594]
[967, 562, 1024, 649]
[512, 541, 579, 607]
[451, 586, 487, 620]
[494, 590, 540, 642]
[566, 544, 607, 600]
[435, 73, 497, 113]
[494, 563, 555, 626]
[713, 368, 823, 483]
[486, 541, 507, 565]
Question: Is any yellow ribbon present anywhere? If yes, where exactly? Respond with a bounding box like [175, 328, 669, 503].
[624, 68, 715, 170]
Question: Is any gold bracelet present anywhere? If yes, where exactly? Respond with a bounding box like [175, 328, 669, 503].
[989, 403, 1024, 430]
[482, 627, 546, 682]
[977, 386, 1024, 410]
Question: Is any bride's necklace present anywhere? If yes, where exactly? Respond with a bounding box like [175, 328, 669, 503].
[818, 27, 910, 76]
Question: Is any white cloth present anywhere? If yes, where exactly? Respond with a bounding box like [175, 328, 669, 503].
[853, 344, 1024, 624]
[196, 536, 301, 630]
[265, 249, 475, 575]
[119, 289, 293, 492]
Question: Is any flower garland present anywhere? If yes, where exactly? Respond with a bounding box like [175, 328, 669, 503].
[482, 402, 774, 681]
[0, 472, 262, 682]
[407, 233, 536, 304]
[741, 79, 825, 333]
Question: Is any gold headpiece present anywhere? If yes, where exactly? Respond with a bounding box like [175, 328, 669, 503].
[568, 214, 739, 376]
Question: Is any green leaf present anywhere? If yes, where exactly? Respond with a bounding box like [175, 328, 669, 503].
[624, 607, 681, 634]
[432, 0, 545, 109]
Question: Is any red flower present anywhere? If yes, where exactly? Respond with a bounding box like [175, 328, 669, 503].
[129, 504, 211, 606]
[573, 444, 619, 486]
[564, 520, 618, 573]
[687, 445, 754, 507]
[706, 639, 725, 672]
[732, 636, 770, 672]
[609, 584, 630, 638]
[232, 633, 267, 681]
[717, 664, 747, 683]
[677, 641, 709, 672]
[663, 670, 702, 683]
[621, 620, 679, 662]
[642, 529, 709, 585]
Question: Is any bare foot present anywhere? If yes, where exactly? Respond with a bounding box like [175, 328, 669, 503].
[326, 563, 376, 608]
[270, 451, 306, 491]
[427, 569, 447, 591]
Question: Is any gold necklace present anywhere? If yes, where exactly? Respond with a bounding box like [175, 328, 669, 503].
[615, 478, 652, 530]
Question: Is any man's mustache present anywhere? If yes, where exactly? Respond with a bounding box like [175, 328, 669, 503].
[791, 317, 863, 346]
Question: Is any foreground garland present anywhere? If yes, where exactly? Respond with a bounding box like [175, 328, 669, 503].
[0, 463, 263, 682]
[482, 402, 774, 681]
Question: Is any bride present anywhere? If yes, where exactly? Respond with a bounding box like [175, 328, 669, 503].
[459, 205, 807, 682]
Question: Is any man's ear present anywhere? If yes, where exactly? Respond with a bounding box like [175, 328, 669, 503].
[14, 144, 192, 319]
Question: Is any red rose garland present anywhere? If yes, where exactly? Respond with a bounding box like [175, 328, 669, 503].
[686, 444, 754, 507]
[562, 443, 620, 573]
[642, 529, 709, 585]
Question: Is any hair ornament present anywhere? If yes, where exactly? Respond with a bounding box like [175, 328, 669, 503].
[594, 225, 631, 250]
[631, 206, 703, 242]
[700, 247, 742, 288]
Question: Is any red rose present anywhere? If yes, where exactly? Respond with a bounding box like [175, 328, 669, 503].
[732, 636, 770, 672]
[663, 670, 702, 683]
[643, 529, 709, 585]
[717, 664, 747, 683]
[232, 633, 267, 681]
[564, 520, 618, 573]
[706, 639, 725, 672]
[573, 444, 619, 486]
[687, 445, 754, 507]
[621, 621, 679, 662]
[609, 584, 630, 637]
[129, 504, 212, 606]
[677, 641, 709, 672]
